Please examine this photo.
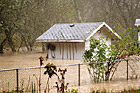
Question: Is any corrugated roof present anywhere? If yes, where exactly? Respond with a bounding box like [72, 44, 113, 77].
[135, 19, 140, 26]
[36, 22, 104, 42]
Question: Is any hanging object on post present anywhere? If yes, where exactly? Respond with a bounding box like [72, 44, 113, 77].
[47, 43, 56, 51]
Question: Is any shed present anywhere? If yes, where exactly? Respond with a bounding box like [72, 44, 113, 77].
[36, 22, 120, 60]
[135, 19, 140, 27]
[135, 19, 140, 42]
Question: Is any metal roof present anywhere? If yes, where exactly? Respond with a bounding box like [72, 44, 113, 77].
[135, 19, 140, 26]
[36, 22, 120, 42]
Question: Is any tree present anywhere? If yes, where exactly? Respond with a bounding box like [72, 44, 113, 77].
[78, 0, 140, 34]
[0, 0, 19, 53]
[1, 0, 139, 53]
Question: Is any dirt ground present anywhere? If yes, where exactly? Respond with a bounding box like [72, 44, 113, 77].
[0, 52, 140, 93]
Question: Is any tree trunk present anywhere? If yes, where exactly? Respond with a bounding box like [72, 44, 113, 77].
[0, 38, 7, 54]
[24, 41, 30, 51]
[17, 40, 23, 52]
[0, 45, 4, 54]
[7, 37, 16, 52]
[29, 42, 33, 51]
[21, 36, 30, 51]
[105, 71, 110, 81]
[29, 40, 35, 51]
[4, 29, 16, 52]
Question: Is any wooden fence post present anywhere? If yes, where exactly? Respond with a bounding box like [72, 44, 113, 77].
[16, 69, 19, 93]
[126, 60, 128, 80]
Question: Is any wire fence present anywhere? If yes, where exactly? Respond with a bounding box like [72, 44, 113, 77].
[0, 58, 140, 93]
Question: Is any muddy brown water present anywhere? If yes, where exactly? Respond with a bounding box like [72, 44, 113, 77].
[0, 53, 140, 93]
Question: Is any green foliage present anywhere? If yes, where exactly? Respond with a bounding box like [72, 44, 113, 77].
[84, 38, 108, 62]
[84, 38, 109, 82]
[3, 88, 24, 93]
[83, 27, 140, 82]
[112, 27, 140, 58]
[91, 89, 107, 93]
[66, 88, 78, 93]
[83, 50, 93, 61]
[0, 0, 22, 52]
[5, 89, 24, 93]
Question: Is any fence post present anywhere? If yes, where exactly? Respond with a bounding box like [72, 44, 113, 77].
[16, 69, 19, 93]
[126, 60, 128, 80]
[78, 64, 80, 86]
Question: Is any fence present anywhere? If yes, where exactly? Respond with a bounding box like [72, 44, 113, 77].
[0, 58, 140, 93]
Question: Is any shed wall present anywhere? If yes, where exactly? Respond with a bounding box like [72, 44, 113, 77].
[138, 32, 140, 42]
[48, 42, 85, 60]
[94, 32, 111, 47]
[85, 31, 112, 51]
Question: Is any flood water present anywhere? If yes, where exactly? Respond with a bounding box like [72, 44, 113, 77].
[0, 53, 140, 93]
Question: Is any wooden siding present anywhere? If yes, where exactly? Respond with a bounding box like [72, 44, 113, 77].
[48, 42, 85, 60]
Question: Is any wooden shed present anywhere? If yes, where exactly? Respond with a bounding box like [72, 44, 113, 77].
[36, 22, 120, 60]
